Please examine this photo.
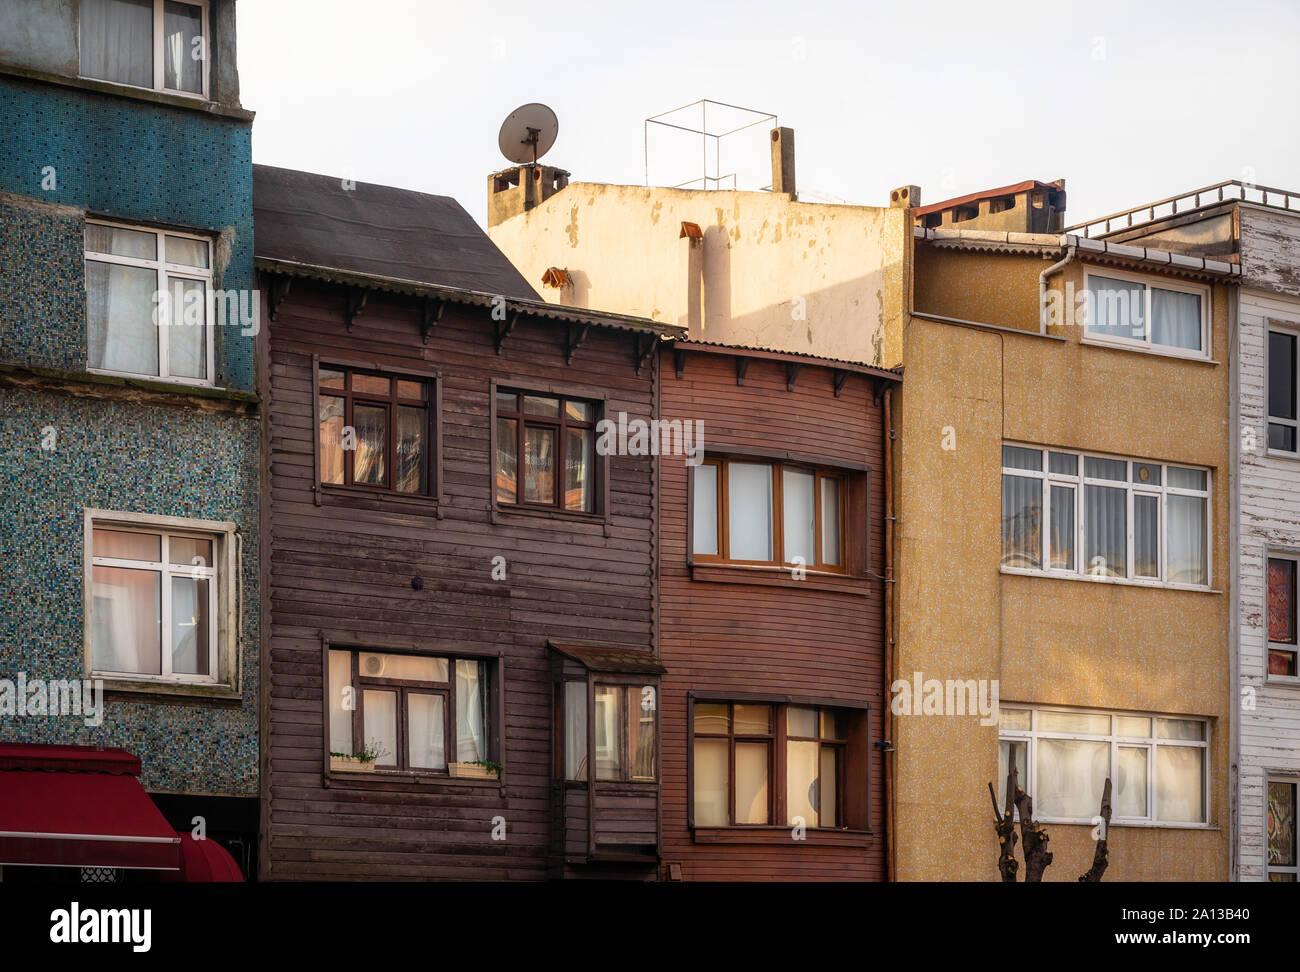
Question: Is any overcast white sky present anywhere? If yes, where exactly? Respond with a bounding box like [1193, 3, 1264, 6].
[240, 0, 1300, 228]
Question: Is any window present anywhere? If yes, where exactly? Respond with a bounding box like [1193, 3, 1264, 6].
[559, 682, 656, 782]
[84, 221, 213, 384]
[691, 701, 863, 830]
[692, 458, 845, 571]
[494, 389, 597, 512]
[1084, 270, 1208, 356]
[1269, 328, 1299, 453]
[1268, 556, 1298, 677]
[998, 706, 1209, 825]
[80, 0, 209, 97]
[1001, 444, 1210, 587]
[1268, 779, 1298, 881]
[87, 518, 223, 684]
[327, 649, 491, 774]
[317, 367, 433, 495]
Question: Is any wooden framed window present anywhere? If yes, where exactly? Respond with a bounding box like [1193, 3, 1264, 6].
[317, 366, 433, 495]
[1268, 778, 1298, 881]
[691, 458, 846, 571]
[327, 649, 492, 775]
[80, 0, 210, 99]
[691, 700, 863, 830]
[559, 681, 656, 782]
[1082, 268, 1210, 360]
[1268, 327, 1299, 453]
[494, 389, 598, 512]
[1268, 555, 1298, 678]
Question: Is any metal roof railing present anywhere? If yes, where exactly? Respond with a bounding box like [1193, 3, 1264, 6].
[1066, 180, 1300, 239]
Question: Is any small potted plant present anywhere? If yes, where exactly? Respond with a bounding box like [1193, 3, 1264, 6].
[329, 741, 387, 773]
[449, 759, 502, 780]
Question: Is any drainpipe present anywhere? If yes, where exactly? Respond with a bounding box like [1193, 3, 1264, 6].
[1038, 241, 1078, 333]
[882, 385, 895, 882]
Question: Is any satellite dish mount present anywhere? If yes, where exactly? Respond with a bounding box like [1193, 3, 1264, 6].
[499, 103, 559, 167]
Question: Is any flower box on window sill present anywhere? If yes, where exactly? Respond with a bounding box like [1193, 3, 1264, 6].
[329, 755, 378, 774]
[449, 761, 500, 780]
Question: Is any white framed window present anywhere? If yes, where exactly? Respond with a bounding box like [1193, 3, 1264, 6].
[998, 705, 1210, 826]
[1267, 778, 1298, 881]
[1001, 443, 1211, 588]
[1268, 326, 1299, 454]
[1082, 268, 1210, 359]
[1267, 553, 1299, 679]
[85, 220, 214, 385]
[84, 510, 234, 687]
[79, 0, 210, 99]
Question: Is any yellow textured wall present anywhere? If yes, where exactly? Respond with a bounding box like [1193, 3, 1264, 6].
[893, 246, 1232, 881]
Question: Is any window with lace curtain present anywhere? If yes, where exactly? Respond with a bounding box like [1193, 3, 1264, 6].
[79, 0, 209, 98]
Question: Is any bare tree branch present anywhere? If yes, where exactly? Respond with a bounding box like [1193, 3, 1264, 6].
[1013, 785, 1053, 882]
[1077, 777, 1113, 883]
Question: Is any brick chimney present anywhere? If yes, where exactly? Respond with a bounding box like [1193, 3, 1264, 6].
[770, 128, 796, 198]
[487, 164, 570, 228]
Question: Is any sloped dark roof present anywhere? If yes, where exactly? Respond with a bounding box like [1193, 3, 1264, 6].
[252, 164, 539, 300]
[548, 642, 667, 675]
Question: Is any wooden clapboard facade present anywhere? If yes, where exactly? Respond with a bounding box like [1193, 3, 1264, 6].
[657, 342, 899, 881]
[254, 166, 680, 880]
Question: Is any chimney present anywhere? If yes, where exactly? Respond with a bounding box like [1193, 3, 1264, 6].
[770, 128, 796, 198]
[487, 163, 570, 229]
[890, 186, 921, 208]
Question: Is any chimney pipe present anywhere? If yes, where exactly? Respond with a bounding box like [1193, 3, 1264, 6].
[770, 127, 796, 199]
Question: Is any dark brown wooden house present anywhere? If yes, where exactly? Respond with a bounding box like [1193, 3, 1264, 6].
[253, 166, 681, 880]
[657, 341, 900, 880]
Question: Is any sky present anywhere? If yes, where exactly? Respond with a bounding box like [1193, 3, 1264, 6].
[239, 0, 1300, 229]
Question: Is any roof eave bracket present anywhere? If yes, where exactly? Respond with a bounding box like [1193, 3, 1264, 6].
[564, 323, 590, 365]
[421, 298, 445, 345]
[344, 288, 368, 333]
[495, 311, 519, 355]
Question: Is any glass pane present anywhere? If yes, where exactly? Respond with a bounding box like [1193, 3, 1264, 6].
[94, 529, 161, 562]
[999, 708, 1032, 731]
[565, 399, 594, 422]
[395, 406, 427, 494]
[1151, 288, 1202, 351]
[692, 464, 719, 556]
[1134, 493, 1159, 578]
[358, 652, 447, 682]
[495, 390, 518, 414]
[693, 738, 729, 826]
[1116, 747, 1148, 817]
[1268, 782, 1297, 867]
[162, 1, 204, 93]
[564, 428, 593, 512]
[164, 235, 208, 268]
[787, 739, 820, 827]
[353, 404, 387, 486]
[787, 706, 817, 738]
[1133, 462, 1161, 486]
[523, 394, 559, 417]
[1039, 710, 1110, 735]
[564, 681, 587, 781]
[86, 260, 159, 376]
[362, 690, 398, 766]
[86, 223, 157, 260]
[1086, 275, 1146, 340]
[1166, 494, 1207, 585]
[167, 277, 207, 379]
[735, 742, 770, 824]
[593, 685, 623, 781]
[781, 469, 815, 566]
[1048, 484, 1074, 571]
[1001, 474, 1041, 569]
[524, 426, 556, 503]
[91, 566, 161, 675]
[396, 380, 424, 401]
[694, 701, 729, 734]
[319, 396, 345, 485]
[496, 417, 518, 504]
[1001, 445, 1042, 471]
[997, 739, 1027, 806]
[407, 694, 446, 770]
[1156, 718, 1204, 741]
[352, 374, 390, 396]
[1084, 484, 1126, 578]
[1167, 466, 1207, 491]
[455, 660, 488, 763]
[628, 689, 656, 780]
[169, 575, 209, 676]
[727, 463, 774, 561]
[820, 746, 838, 827]
[1084, 456, 1127, 481]
[734, 704, 771, 735]
[820, 477, 841, 566]
[1271, 424, 1299, 453]
[1269, 649, 1298, 677]
[80, 0, 153, 88]
[1269, 332, 1297, 420]
[328, 650, 353, 755]
[169, 536, 212, 568]
[821, 709, 848, 740]
[1268, 558, 1297, 645]
[319, 368, 345, 390]
[1116, 716, 1151, 737]
[1156, 746, 1204, 822]
[1047, 452, 1077, 476]
[1037, 738, 1109, 818]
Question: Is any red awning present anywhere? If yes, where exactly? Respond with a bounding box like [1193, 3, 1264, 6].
[160, 834, 245, 882]
[0, 745, 182, 872]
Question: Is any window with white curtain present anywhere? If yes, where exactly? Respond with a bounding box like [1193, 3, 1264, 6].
[80, 0, 209, 97]
[1001, 444, 1210, 587]
[1268, 328, 1299, 453]
[85, 220, 213, 384]
[1084, 270, 1208, 357]
[998, 705, 1209, 825]
[560, 681, 657, 783]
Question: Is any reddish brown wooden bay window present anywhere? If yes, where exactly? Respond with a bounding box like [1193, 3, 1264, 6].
[1269, 557, 1298, 677]
[318, 367, 432, 495]
[495, 389, 598, 512]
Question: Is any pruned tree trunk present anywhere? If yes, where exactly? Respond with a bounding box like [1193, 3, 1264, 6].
[988, 767, 1019, 883]
[1013, 787, 1053, 882]
[1077, 778, 1113, 883]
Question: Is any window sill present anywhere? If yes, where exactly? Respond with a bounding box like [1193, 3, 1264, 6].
[317, 483, 441, 515]
[1079, 336, 1218, 365]
[99, 677, 240, 704]
[325, 768, 506, 791]
[0, 364, 258, 414]
[999, 566, 1220, 594]
[1265, 675, 1300, 687]
[1266, 449, 1300, 462]
[691, 826, 873, 847]
[0, 64, 254, 120]
[1037, 819, 1217, 832]
[491, 503, 610, 533]
[690, 562, 870, 595]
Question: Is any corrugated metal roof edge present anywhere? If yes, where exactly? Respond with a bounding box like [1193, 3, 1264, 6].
[669, 339, 903, 379]
[255, 257, 686, 337]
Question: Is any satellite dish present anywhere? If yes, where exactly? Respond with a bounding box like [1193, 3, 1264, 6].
[498, 103, 558, 165]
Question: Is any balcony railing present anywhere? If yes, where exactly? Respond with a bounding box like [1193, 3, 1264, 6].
[1066, 180, 1300, 239]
